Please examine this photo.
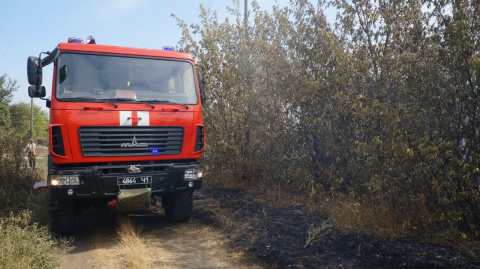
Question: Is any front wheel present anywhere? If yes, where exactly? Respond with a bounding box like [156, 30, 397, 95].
[51, 200, 77, 235]
[162, 191, 193, 223]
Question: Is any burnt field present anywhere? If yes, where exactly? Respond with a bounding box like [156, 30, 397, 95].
[192, 188, 480, 269]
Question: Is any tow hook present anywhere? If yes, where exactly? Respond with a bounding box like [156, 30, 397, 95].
[108, 198, 117, 207]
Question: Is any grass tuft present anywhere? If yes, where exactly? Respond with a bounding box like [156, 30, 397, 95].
[91, 216, 180, 268]
[213, 203, 234, 231]
[117, 216, 151, 269]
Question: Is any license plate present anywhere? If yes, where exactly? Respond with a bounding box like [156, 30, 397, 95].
[117, 176, 152, 185]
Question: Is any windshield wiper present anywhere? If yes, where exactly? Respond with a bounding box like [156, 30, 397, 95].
[103, 98, 188, 109]
[60, 97, 118, 108]
[105, 98, 155, 109]
[147, 99, 189, 109]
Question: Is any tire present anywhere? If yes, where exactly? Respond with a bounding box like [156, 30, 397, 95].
[51, 200, 76, 235]
[162, 191, 193, 223]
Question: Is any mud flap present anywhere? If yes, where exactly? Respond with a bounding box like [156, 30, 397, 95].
[116, 189, 151, 212]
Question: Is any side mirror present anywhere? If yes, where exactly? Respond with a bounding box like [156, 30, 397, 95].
[28, 85, 46, 98]
[27, 56, 42, 86]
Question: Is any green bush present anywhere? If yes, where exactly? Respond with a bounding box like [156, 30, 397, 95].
[0, 128, 42, 214]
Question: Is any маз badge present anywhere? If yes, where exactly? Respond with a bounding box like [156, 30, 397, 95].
[127, 165, 141, 173]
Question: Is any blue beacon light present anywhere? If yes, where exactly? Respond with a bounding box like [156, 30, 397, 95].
[68, 37, 84, 44]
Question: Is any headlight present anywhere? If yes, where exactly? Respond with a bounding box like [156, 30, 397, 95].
[50, 174, 80, 186]
[184, 168, 203, 181]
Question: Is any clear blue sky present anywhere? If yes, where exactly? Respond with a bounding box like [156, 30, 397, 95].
[0, 0, 328, 111]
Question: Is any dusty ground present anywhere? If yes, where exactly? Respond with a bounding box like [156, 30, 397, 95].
[59, 195, 259, 269]
[59, 187, 480, 269]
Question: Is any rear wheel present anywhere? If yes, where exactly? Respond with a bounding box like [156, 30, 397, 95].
[162, 191, 193, 223]
[51, 200, 77, 235]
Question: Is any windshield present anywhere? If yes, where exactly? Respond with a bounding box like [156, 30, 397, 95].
[55, 53, 198, 104]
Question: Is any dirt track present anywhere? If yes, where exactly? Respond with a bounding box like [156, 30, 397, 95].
[59, 193, 258, 269]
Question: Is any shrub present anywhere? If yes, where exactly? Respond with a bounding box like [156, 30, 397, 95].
[0, 128, 43, 214]
[0, 210, 69, 269]
[176, 0, 480, 243]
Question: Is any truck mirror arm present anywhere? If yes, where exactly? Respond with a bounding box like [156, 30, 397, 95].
[41, 47, 60, 67]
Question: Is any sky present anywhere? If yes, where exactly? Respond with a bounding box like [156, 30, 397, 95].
[0, 0, 327, 112]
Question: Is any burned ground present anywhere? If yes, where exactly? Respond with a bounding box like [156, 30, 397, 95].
[60, 186, 480, 268]
[192, 188, 480, 269]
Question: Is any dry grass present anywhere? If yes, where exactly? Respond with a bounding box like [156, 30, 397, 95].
[117, 217, 151, 268]
[91, 216, 180, 269]
[213, 203, 234, 231]
[314, 195, 480, 260]
[428, 226, 480, 261]
[0, 210, 71, 269]
[324, 197, 410, 240]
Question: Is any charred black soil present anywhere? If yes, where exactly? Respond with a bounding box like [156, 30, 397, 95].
[192, 187, 480, 269]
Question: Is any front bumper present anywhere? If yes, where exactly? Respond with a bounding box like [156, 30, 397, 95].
[49, 161, 202, 200]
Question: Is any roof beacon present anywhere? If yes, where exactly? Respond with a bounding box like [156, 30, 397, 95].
[86, 35, 96, 44]
[162, 46, 174, 51]
[68, 37, 84, 44]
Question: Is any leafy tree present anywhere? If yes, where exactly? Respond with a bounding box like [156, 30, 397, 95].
[33, 106, 48, 144]
[9, 103, 48, 143]
[426, 0, 480, 235]
[0, 103, 11, 130]
[175, 1, 308, 190]
[8, 103, 30, 138]
[175, 0, 480, 239]
[0, 74, 18, 105]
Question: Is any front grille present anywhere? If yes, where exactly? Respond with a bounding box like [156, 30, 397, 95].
[79, 126, 183, 157]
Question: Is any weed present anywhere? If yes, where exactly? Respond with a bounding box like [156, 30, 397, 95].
[214, 203, 234, 231]
[304, 221, 332, 248]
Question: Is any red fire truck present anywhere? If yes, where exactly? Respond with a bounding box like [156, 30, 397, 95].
[29, 36, 205, 235]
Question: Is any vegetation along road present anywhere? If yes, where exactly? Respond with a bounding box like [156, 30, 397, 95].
[2, 0, 480, 268]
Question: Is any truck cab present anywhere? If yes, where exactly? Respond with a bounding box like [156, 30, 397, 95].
[28, 37, 205, 235]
